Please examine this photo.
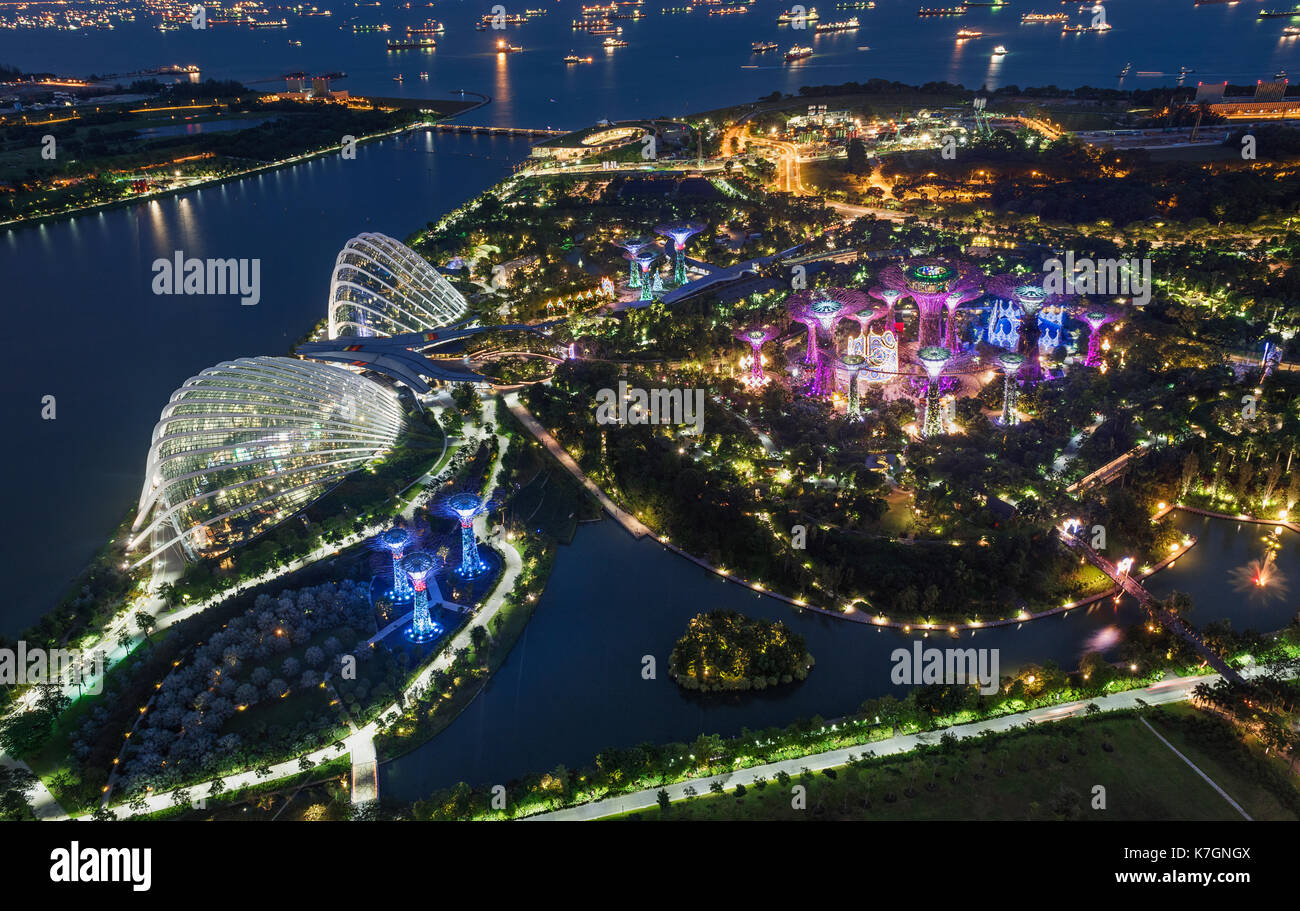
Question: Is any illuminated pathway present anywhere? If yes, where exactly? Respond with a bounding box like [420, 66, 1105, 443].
[528, 668, 1264, 821]
[504, 392, 651, 538]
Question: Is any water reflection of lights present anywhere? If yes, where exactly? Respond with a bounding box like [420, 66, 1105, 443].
[1229, 531, 1288, 600]
[1083, 625, 1122, 654]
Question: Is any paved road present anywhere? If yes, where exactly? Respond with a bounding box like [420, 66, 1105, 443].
[528, 669, 1256, 821]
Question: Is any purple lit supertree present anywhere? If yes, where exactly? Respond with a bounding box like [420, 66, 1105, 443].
[378, 526, 414, 601]
[943, 287, 984, 350]
[869, 286, 903, 329]
[878, 259, 983, 349]
[439, 492, 492, 579]
[1079, 308, 1116, 368]
[655, 221, 705, 286]
[787, 288, 872, 396]
[917, 345, 953, 438]
[400, 551, 444, 643]
[735, 324, 779, 388]
[616, 237, 655, 288]
[987, 273, 1063, 382]
[627, 250, 659, 302]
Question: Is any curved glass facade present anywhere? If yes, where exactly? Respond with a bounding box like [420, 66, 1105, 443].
[129, 356, 405, 566]
[327, 232, 469, 338]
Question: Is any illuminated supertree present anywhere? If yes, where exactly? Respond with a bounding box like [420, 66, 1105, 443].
[400, 551, 444, 643]
[837, 352, 868, 416]
[917, 345, 952, 438]
[1080, 309, 1116, 368]
[988, 273, 1062, 382]
[441, 492, 491, 579]
[996, 351, 1025, 426]
[655, 221, 705, 286]
[735, 324, 779, 388]
[879, 259, 983, 349]
[378, 526, 414, 601]
[616, 237, 655, 288]
[943, 287, 984, 351]
[628, 250, 659, 302]
[869, 286, 903, 328]
[787, 288, 872, 396]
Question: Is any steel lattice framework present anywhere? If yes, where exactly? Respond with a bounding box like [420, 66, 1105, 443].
[328, 232, 469, 339]
[129, 356, 405, 568]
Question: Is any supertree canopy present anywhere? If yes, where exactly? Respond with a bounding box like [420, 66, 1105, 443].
[400, 551, 444, 643]
[735, 324, 779, 388]
[787, 288, 873, 396]
[996, 351, 1025, 427]
[616, 237, 655, 288]
[878, 259, 983, 349]
[441, 492, 491, 579]
[655, 221, 705, 287]
[987, 273, 1062, 382]
[869, 286, 903, 328]
[917, 345, 952, 439]
[1079, 308, 1117, 368]
[379, 526, 414, 601]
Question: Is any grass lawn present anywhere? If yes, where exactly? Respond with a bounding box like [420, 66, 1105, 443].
[615, 706, 1300, 821]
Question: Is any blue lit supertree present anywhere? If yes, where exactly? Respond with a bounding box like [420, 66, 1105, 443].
[378, 526, 414, 601]
[400, 551, 444, 643]
[616, 237, 655, 288]
[441, 492, 492, 579]
[654, 221, 705, 286]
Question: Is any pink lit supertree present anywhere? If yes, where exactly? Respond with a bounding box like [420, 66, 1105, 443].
[787, 288, 873, 396]
[987, 272, 1063, 382]
[869, 286, 903, 330]
[878, 258, 983, 349]
[735, 324, 779, 388]
[1079, 308, 1117, 368]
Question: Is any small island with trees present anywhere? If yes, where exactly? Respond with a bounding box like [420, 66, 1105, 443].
[669, 611, 814, 693]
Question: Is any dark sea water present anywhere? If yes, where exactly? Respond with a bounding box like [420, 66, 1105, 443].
[2, 0, 1297, 130]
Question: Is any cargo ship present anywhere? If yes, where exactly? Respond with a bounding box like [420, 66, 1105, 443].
[406, 21, 444, 34]
[495, 38, 523, 52]
[603, 36, 629, 47]
[563, 52, 594, 63]
[956, 27, 982, 38]
[1021, 11, 1067, 22]
[815, 17, 859, 31]
[1285, 25, 1300, 33]
[1259, 7, 1300, 17]
[786, 44, 813, 59]
[1062, 21, 1111, 31]
[778, 6, 819, 22]
[387, 37, 435, 50]
[752, 40, 779, 51]
[918, 7, 967, 16]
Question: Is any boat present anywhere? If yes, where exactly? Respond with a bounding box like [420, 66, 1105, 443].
[991, 44, 1007, 56]
[815, 17, 859, 31]
[1021, 11, 1067, 22]
[563, 52, 594, 63]
[393, 73, 404, 82]
[352, 23, 390, 32]
[496, 38, 524, 52]
[918, 7, 967, 16]
[1286, 25, 1300, 34]
[1277, 69, 1289, 78]
[1062, 21, 1111, 31]
[386, 37, 435, 50]
[603, 36, 629, 47]
[1118, 61, 1132, 77]
[786, 44, 813, 59]
[1259, 7, 1300, 17]
[778, 6, 819, 22]
[249, 19, 288, 28]
[590, 25, 624, 35]
[419, 71, 429, 79]
[956, 27, 982, 38]
[480, 11, 526, 24]
[288, 39, 302, 46]
[752, 40, 779, 51]
[406, 21, 445, 33]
